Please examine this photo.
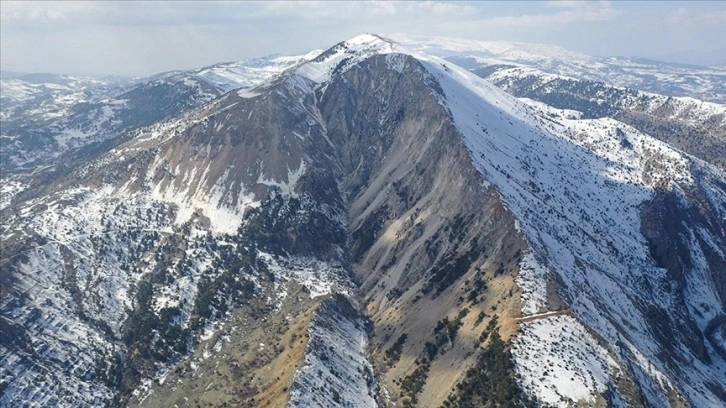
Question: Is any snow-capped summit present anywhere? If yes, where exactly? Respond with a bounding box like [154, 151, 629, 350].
[295, 33, 398, 83]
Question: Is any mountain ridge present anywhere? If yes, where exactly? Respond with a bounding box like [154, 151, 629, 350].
[476, 65, 726, 169]
[391, 33, 726, 104]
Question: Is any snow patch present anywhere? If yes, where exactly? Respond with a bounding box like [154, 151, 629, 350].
[257, 251, 349, 299]
[517, 253, 549, 316]
[288, 297, 378, 408]
[512, 315, 618, 406]
[256, 161, 307, 198]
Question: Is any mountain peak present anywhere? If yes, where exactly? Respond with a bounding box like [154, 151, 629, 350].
[295, 33, 400, 84]
[344, 33, 396, 47]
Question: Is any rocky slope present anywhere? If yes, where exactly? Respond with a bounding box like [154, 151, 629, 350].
[1, 34, 725, 407]
[0, 53, 316, 175]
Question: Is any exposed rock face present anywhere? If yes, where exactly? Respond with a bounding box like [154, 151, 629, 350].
[318, 55, 527, 407]
[1, 35, 725, 408]
[0, 55, 314, 175]
[639, 180, 726, 366]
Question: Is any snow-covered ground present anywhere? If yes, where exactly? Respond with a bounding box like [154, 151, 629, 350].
[412, 44, 725, 406]
[258, 251, 350, 300]
[486, 66, 726, 130]
[190, 51, 321, 93]
[516, 252, 550, 316]
[0, 179, 25, 211]
[288, 296, 378, 408]
[512, 315, 619, 407]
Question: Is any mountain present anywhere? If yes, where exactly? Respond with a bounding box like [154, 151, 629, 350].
[0, 52, 317, 175]
[473, 65, 726, 170]
[392, 34, 726, 104]
[654, 47, 726, 68]
[1, 34, 725, 408]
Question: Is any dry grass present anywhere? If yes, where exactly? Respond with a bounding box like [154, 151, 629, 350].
[129, 281, 320, 408]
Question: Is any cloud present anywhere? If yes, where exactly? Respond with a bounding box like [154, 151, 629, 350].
[486, 1, 621, 27]
[1, 1, 480, 28]
[244, 1, 478, 23]
[667, 7, 726, 27]
[545, 0, 611, 10]
[0, 1, 101, 23]
[1, 1, 722, 75]
[404, 1, 478, 18]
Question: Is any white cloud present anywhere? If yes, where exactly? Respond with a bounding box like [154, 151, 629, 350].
[546, 0, 612, 10]
[0, 1, 101, 23]
[1, 1, 480, 27]
[0, 1, 722, 75]
[667, 7, 726, 26]
[486, 1, 621, 27]
[250, 1, 477, 22]
[404, 1, 478, 18]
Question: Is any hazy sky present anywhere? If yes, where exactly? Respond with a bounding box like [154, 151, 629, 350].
[2, 1, 725, 77]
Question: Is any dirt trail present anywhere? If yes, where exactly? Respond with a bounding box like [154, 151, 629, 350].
[516, 309, 572, 324]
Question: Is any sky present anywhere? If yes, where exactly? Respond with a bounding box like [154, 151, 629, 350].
[1, 1, 725, 77]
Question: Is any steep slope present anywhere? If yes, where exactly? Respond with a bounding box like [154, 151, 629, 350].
[1, 34, 725, 408]
[424, 57, 726, 407]
[120, 36, 519, 407]
[313, 50, 527, 407]
[0, 67, 348, 407]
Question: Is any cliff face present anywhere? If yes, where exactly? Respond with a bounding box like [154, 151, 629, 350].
[317, 55, 527, 407]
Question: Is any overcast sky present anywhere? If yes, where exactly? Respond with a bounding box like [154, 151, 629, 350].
[1, 1, 725, 77]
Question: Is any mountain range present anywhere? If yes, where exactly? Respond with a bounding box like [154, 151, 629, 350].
[1, 34, 725, 408]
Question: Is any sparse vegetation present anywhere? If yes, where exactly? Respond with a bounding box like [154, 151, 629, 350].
[240, 192, 347, 260]
[399, 315, 466, 404]
[384, 333, 408, 366]
[422, 218, 486, 297]
[444, 320, 530, 408]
